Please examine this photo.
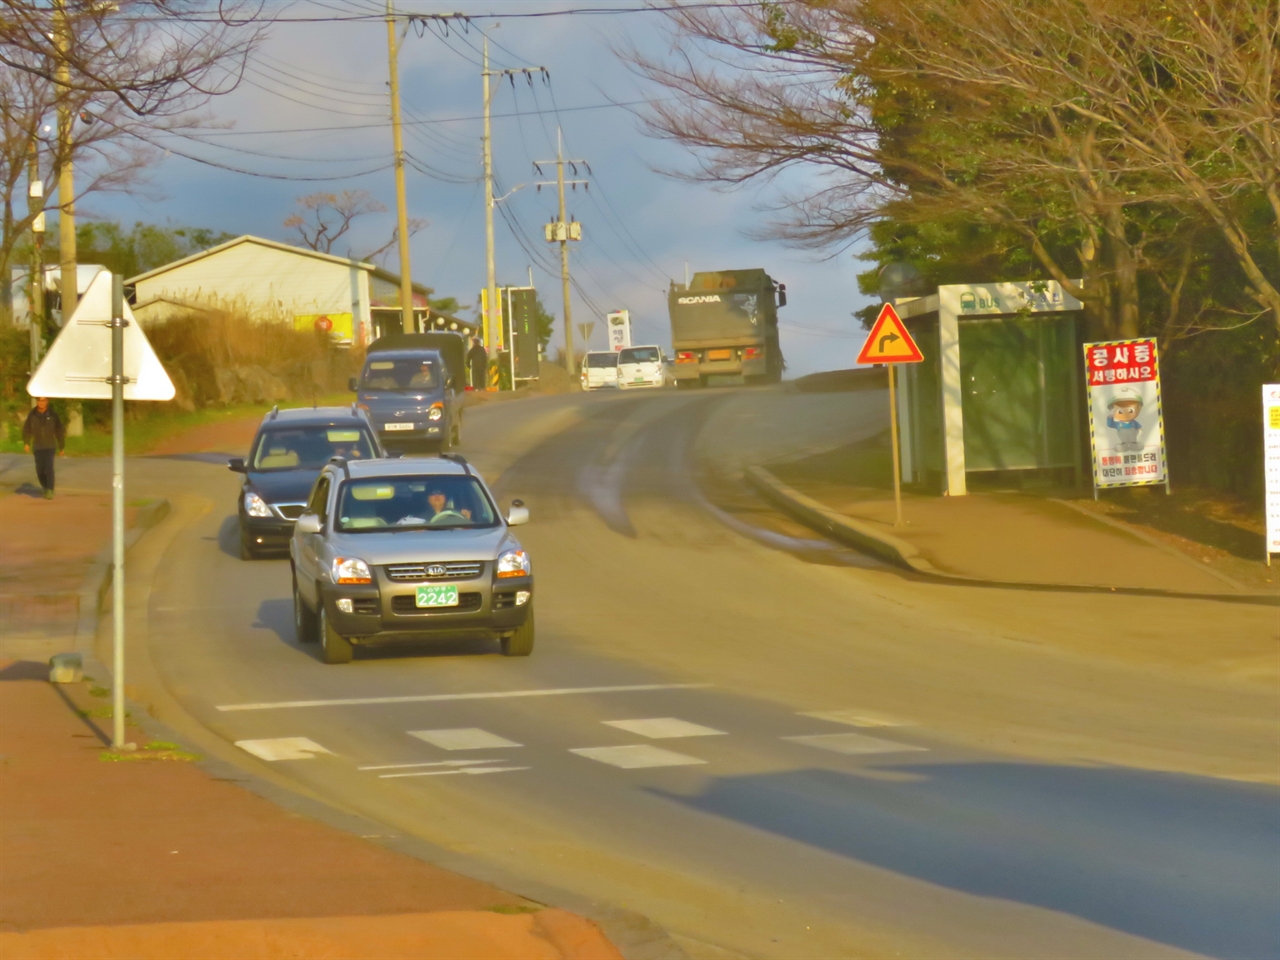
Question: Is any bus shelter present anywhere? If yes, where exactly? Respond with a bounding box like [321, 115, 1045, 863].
[895, 280, 1085, 496]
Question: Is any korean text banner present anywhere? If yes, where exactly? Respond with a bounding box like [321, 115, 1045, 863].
[1084, 338, 1167, 489]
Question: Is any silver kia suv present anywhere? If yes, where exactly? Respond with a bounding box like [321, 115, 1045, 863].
[290, 454, 533, 664]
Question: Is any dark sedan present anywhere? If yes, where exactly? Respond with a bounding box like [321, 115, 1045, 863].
[229, 406, 382, 559]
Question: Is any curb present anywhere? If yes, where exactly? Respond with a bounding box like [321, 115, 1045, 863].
[744, 465, 1279, 605]
[74, 497, 171, 655]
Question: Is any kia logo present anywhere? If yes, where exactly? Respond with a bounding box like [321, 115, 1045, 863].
[427, 564, 446, 577]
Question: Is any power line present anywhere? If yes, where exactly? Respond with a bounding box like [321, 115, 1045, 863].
[108, 2, 790, 24]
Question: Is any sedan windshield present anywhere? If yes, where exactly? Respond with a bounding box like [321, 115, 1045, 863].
[251, 427, 374, 471]
[335, 476, 499, 531]
[360, 358, 438, 392]
[619, 347, 660, 364]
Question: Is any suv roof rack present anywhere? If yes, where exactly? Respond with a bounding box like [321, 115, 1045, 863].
[327, 455, 352, 481]
[440, 452, 471, 475]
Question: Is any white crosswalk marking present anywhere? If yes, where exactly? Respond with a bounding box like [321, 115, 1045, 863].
[358, 759, 496, 771]
[235, 737, 333, 761]
[602, 718, 726, 739]
[800, 710, 911, 728]
[570, 745, 707, 769]
[783, 732, 926, 755]
[380, 766, 530, 779]
[409, 728, 522, 750]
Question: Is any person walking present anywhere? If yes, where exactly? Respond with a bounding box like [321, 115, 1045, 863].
[22, 397, 65, 499]
[467, 337, 488, 391]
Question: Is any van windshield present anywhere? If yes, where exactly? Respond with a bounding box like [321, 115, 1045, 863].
[619, 347, 660, 364]
[335, 476, 499, 531]
[360, 358, 438, 392]
[251, 427, 374, 472]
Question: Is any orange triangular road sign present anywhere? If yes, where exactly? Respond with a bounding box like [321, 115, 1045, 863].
[856, 303, 924, 365]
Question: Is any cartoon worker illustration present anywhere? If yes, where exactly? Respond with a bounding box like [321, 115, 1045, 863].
[1107, 385, 1145, 452]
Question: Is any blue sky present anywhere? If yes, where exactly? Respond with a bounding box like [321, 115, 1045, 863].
[88, 1, 872, 375]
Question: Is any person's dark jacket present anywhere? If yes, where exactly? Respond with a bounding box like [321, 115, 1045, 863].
[23, 406, 66, 451]
[467, 343, 488, 389]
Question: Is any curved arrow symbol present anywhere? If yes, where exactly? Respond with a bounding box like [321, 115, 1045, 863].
[878, 332, 901, 352]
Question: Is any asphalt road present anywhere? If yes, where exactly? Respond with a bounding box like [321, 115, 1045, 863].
[16, 388, 1278, 959]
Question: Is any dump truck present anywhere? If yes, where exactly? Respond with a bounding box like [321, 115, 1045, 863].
[667, 268, 785, 387]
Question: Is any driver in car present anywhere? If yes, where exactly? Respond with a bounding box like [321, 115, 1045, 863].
[427, 487, 471, 521]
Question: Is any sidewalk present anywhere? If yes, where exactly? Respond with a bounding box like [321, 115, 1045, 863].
[0, 481, 622, 959]
[757, 434, 1276, 596]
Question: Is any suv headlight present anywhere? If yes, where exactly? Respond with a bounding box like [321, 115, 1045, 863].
[496, 549, 530, 579]
[244, 491, 272, 518]
[428, 403, 444, 421]
[333, 557, 372, 584]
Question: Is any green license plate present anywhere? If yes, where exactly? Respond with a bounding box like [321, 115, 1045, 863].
[415, 584, 459, 608]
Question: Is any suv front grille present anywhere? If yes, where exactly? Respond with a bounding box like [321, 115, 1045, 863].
[391, 593, 482, 615]
[385, 561, 483, 582]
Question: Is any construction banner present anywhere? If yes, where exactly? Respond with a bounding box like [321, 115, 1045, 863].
[1083, 338, 1167, 489]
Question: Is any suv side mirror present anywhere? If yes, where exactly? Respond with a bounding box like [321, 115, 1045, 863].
[348, 377, 358, 392]
[227, 457, 246, 473]
[295, 514, 322, 535]
[507, 499, 529, 526]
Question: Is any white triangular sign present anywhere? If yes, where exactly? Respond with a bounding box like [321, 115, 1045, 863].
[27, 272, 175, 401]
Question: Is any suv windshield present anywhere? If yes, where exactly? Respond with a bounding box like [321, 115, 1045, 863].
[585, 353, 618, 368]
[335, 475, 499, 531]
[619, 347, 660, 364]
[360, 357, 439, 392]
[252, 427, 374, 472]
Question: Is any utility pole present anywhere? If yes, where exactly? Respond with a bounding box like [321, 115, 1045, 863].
[536, 128, 587, 376]
[386, 0, 415, 335]
[481, 37, 546, 358]
[482, 33, 497, 351]
[27, 143, 45, 364]
[53, 0, 76, 320]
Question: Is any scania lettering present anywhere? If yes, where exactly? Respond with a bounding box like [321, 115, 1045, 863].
[668, 269, 786, 388]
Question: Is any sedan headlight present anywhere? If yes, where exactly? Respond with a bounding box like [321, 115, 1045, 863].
[427, 403, 444, 421]
[496, 549, 530, 579]
[333, 556, 372, 584]
[244, 491, 272, 518]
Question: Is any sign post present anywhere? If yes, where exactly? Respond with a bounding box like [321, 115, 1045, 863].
[1082, 339, 1168, 497]
[27, 271, 174, 748]
[856, 303, 925, 527]
[1264, 383, 1280, 565]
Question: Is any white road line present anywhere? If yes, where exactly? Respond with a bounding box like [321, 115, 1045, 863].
[570, 745, 707, 769]
[800, 710, 911, 728]
[380, 766, 530, 779]
[357, 759, 498, 771]
[216, 683, 710, 713]
[235, 737, 333, 761]
[602, 718, 726, 739]
[409, 728, 522, 750]
[783, 732, 927, 756]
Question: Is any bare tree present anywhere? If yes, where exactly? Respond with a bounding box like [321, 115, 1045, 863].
[284, 189, 426, 264]
[634, 0, 1279, 336]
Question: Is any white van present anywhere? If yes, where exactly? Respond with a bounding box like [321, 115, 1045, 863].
[617, 345, 667, 389]
[580, 351, 620, 390]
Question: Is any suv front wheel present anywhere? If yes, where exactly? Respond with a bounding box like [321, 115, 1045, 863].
[318, 597, 354, 664]
[500, 606, 535, 657]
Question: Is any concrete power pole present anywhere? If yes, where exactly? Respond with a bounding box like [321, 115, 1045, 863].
[53, 0, 76, 320]
[536, 128, 586, 375]
[27, 143, 45, 363]
[482, 34, 497, 351]
[386, 0, 415, 335]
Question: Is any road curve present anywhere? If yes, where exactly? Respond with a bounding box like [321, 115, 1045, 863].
[112, 389, 1278, 960]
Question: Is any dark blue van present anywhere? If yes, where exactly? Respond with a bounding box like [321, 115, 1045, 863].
[351, 338, 463, 454]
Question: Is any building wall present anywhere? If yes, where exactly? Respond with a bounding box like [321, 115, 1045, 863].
[133, 241, 368, 332]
